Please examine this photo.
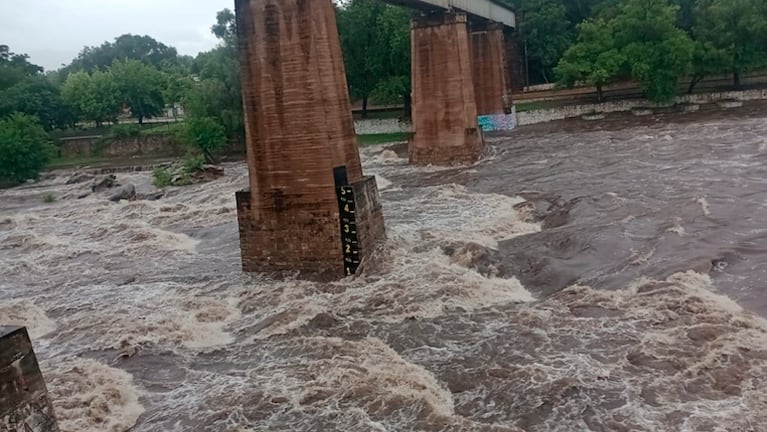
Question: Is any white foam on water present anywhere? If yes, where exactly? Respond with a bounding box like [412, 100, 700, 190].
[0, 299, 56, 338]
[53, 283, 242, 354]
[43, 357, 144, 432]
[4, 149, 767, 430]
[697, 196, 712, 216]
[668, 217, 687, 235]
[523, 271, 767, 431]
[373, 149, 405, 165]
[374, 174, 393, 191]
[386, 183, 541, 249]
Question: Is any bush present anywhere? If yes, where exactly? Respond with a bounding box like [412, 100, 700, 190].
[42, 193, 56, 203]
[110, 124, 141, 138]
[153, 167, 174, 188]
[0, 113, 54, 184]
[180, 117, 227, 163]
[182, 154, 205, 173]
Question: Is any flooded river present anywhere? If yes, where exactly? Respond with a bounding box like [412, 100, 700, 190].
[2, 105, 767, 431]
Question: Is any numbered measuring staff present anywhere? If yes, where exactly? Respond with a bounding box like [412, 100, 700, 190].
[337, 185, 361, 275]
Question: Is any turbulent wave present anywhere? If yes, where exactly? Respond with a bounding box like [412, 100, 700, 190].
[3, 111, 767, 431]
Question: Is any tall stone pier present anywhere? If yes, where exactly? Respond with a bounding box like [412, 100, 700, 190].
[234, 0, 385, 278]
[470, 21, 512, 116]
[409, 12, 485, 166]
[1, 326, 59, 432]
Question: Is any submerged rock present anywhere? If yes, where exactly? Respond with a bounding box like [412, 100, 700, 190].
[91, 174, 117, 193]
[108, 184, 136, 202]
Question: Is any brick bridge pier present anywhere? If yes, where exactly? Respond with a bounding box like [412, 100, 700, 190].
[233, 0, 515, 277]
[234, 0, 386, 278]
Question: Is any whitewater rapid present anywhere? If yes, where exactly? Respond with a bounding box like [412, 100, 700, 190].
[2, 107, 767, 431]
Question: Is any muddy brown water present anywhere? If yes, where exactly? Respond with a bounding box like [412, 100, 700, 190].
[1, 104, 767, 431]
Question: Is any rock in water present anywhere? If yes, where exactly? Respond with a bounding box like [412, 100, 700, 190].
[108, 184, 136, 202]
[92, 174, 117, 192]
[136, 191, 164, 201]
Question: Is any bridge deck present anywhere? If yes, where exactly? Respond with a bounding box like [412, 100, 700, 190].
[384, 0, 515, 28]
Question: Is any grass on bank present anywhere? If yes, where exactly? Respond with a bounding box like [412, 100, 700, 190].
[357, 132, 410, 146]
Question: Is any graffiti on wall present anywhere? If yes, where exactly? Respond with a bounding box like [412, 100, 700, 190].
[478, 109, 517, 132]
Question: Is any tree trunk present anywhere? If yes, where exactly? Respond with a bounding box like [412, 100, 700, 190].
[361, 97, 369, 119]
[733, 70, 741, 89]
[687, 75, 702, 94]
[402, 91, 412, 120]
[596, 85, 604, 103]
[138, 116, 144, 125]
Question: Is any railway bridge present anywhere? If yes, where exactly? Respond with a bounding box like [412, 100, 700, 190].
[385, 0, 517, 165]
[234, 0, 516, 278]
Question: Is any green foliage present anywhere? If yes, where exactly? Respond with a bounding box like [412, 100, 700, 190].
[0, 46, 43, 91]
[557, 0, 694, 103]
[110, 59, 166, 124]
[356, 132, 410, 146]
[187, 46, 243, 140]
[0, 75, 75, 130]
[152, 155, 203, 188]
[0, 113, 54, 184]
[512, 0, 575, 83]
[188, 11, 243, 141]
[556, 19, 624, 101]
[109, 123, 141, 138]
[152, 167, 174, 188]
[62, 34, 180, 76]
[42, 193, 56, 203]
[615, 0, 694, 102]
[180, 117, 227, 163]
[694, 0, 767, 87]
[183, 154, 205, 173]
[211, 9, 237, 48]
[337, 1, 411, 116]
[62, 71, 122, 126]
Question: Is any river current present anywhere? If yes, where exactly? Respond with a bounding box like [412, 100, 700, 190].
[2, 105, 767, 431]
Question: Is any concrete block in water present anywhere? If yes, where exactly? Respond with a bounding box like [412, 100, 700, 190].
[0, 326, 58, 432]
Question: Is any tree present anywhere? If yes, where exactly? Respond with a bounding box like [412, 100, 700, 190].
[0, 113, 54, 184]
[62, 34, 180, 76]
[110, 59, 165, 124]
[369, 5, 412, 118]
[0, 76, 75, 130]
[613, 0, 694, 102]
[516, 0, 574, 84]
[62, 71, 121, 127]
[337, 0, 388, 118]
[186, 9, 244, 141]
[189, 45, 243, 140]
[695, 0, 767, 88]
[686, 40, 729, 93]
[556, 19, 623, 102]
[163, 73, 194, 120]
[211, 9, 237, 49]
[181, 117, 227, 163]
[0, 46, 44, 90]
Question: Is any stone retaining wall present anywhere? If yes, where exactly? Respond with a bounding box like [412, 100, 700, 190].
[516, 89, 767, 126]
[58, 135, 183, 159]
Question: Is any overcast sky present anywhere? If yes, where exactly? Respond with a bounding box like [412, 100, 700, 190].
[1, 0, 233, 71]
